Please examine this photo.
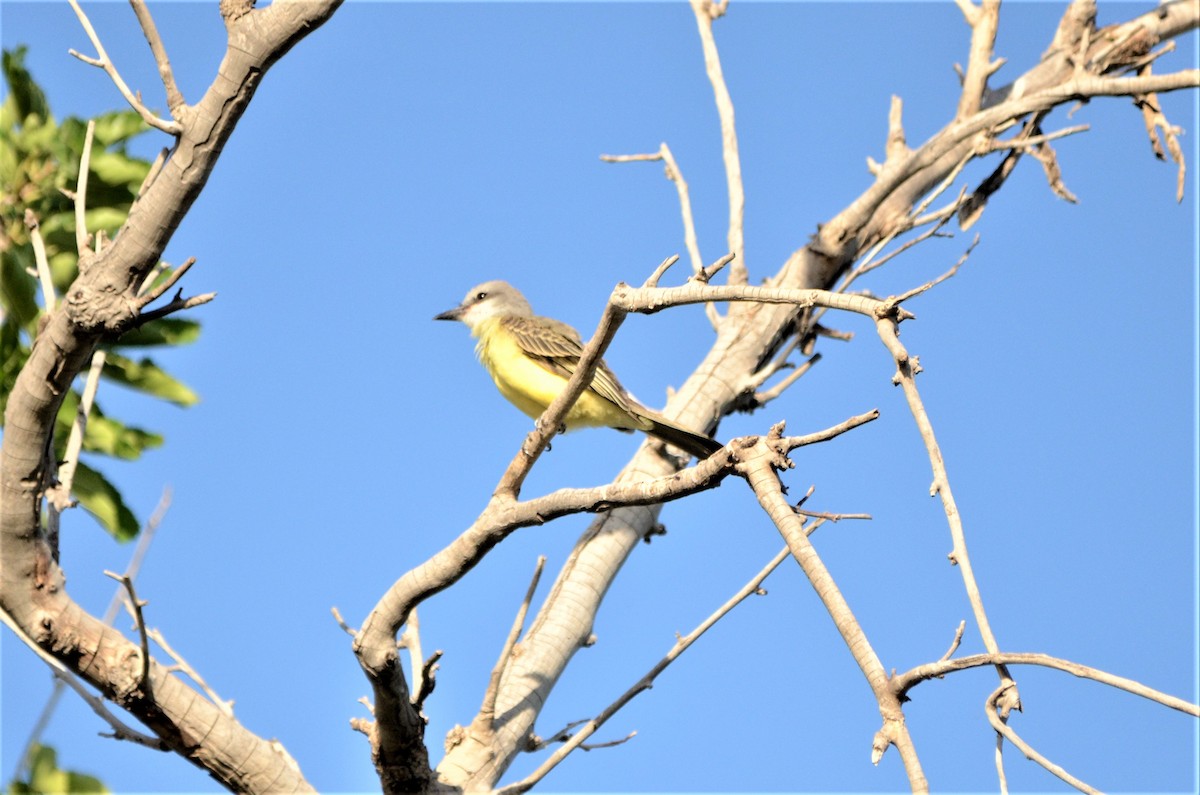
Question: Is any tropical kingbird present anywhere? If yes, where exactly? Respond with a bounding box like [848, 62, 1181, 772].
[435, 280, 722, 460]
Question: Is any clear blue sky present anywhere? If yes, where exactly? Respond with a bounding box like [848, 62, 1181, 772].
[1, 2, 1196, 793]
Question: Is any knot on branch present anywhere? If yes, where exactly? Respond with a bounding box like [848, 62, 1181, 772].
[219, 0, 254, 24]
[65, 281, 137, 334]
[444, 724, 466, 752]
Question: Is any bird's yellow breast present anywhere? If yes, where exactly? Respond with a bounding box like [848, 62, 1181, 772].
[473, 318, 636, 431]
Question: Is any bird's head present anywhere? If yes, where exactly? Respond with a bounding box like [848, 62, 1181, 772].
[435, 280, 533, 330]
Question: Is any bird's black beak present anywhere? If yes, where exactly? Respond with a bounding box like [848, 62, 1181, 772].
[434, 305, 464, 321]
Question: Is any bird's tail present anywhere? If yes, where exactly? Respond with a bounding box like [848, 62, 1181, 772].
[641, 415, 724, 460]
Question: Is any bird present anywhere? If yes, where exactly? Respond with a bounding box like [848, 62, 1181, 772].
[435, 280, 722, 460]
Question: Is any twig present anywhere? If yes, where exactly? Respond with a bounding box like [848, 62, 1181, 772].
[47, 349, 107, 515]
[813, 324, 854, 343]
[752, 353, 821, 406]
[495, 545, 793, 795]
[331, 606, 357, 637]
[104, 570, 151, 695]
[892, 651, 1199, 716]
[885, 95, 910, 163]
[690, 252, 736, 285]
[1133, 64, 1187, 202]
[995, 718, 1009, 795]
[986, 684, 1100, 794]
[401, 608, 425, 696]
[1028, 137, 1079, 203]
[580, 731, 636, 751]
[600, 145, 720, 326]
[23, 211, 55, 310]
[888, 234, 978, 305]
[939, 620, 967, 663]
[659, 143, 722, 327]
[960, 112, 1052, 229]
[985, 123, 1090, 151]
[129, 0, 184, 113]
[75, 119, 95, 256]
[66, 0, 182, 135]
[657, 146, 704, 274]
[642, 254, 680, 289]
[146, 627, 234, 717]
[777, 409, 880, 454]
[830, 152, 971, 312]
[129, 290, 216, 328]
[873, 313, 1017, 710]
[955, 0, 1002, 119]
[689, 0, 746, 285]
[524, 718, 589, 752]
[136, 256, 196, 306]
[0, 607, 167, 752]
[413, 650, 443, 718]
[479, 556, 546, 723]
[793, 507, 871, 522]
[12, 488, 171, 784]
[104, 488, 170, 627]
[736, 434, 927, 789]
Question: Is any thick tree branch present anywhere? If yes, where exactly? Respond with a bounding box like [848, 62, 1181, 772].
[0, 2, 343, 792]
[435, 4, 1197, 789]
[736, 431, 927, 790]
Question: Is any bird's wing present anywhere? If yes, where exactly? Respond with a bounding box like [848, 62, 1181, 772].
[502, 315, 640, 415]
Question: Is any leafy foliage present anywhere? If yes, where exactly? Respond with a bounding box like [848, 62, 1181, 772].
[0, 47, 200, 540]
[8, 744, 109, 795]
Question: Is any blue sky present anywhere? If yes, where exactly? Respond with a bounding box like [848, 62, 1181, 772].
[1, 2, 1196, 793]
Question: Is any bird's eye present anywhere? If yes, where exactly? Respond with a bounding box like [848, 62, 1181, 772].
[475, 292, 487, 301]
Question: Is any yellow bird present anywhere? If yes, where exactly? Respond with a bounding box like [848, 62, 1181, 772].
[435, 280, 721, 460]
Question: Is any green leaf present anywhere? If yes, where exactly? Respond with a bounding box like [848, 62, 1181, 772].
[88, 151, 149, 193]
[82, 206, 131, 238]
[2, 47, 51, 124]
[112, 317, 202, 347]
[72, 461, 139, 542]
[13, 744, 110, 795]
[53, 389, 80, 458]
[48, 249, 77, 293]
[91, 110, 148, 147]
[102, 353, 199, 407]
[1, 248, 40, 328]
[83, 411, 164, 461]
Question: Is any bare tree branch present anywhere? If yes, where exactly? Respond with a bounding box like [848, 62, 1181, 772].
[147, 627, 235, 717]
[23, 211, 55, 310]
[430, 4, 1199, 789]
[478, 556, 546, 724]
[129, 0, 185, 114]
[0, 608, 168, 752]
[66, 0, 182, 135]
[736, 432, 927, 790]
[872, 309, 1018, 712]
[496, 544, 793, 795]
[986, 684, 1100, 794]
[0, 2, 344, 791]
[601, 146, 723, 327]
[955, 0, 1002, 119]
[689, 0, 746, 285]
[893, 652, 1200, 716]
